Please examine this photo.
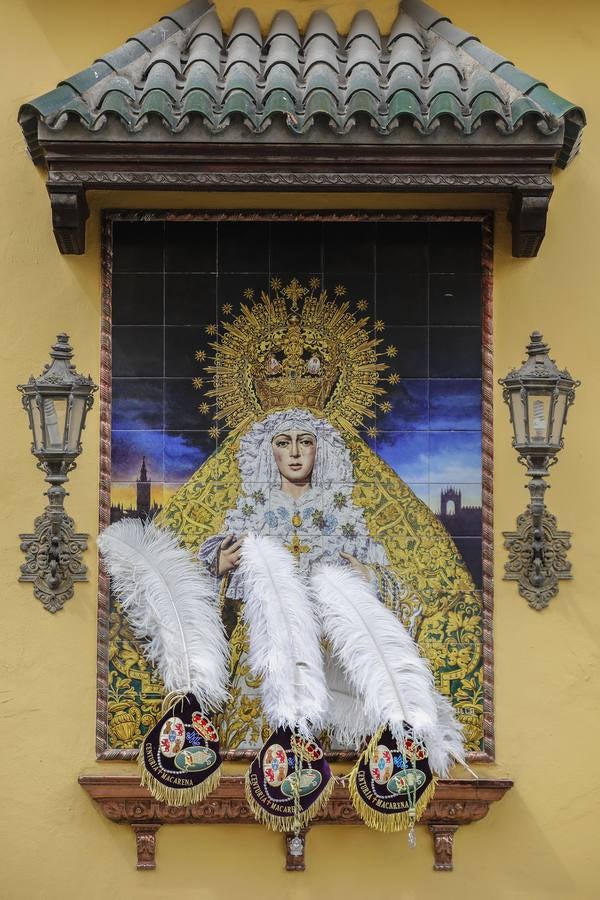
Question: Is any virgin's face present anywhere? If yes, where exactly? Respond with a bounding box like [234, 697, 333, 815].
[271, 430, 316, 485]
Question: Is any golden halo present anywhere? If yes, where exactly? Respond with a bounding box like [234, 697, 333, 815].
[199, 277, 391, 435]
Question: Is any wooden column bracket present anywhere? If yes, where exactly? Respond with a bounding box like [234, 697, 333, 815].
[132, 824, 160, 870]
[429, 824, 460, 871]
[285, 831, 307, 871]
[80, 774, 512, 871]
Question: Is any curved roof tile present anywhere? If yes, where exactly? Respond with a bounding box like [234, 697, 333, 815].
[266, 10, 300, 47]
[346, 10, 381, 49]
[227, 8, 262, 46]
[19, 0, 584, 169]
[304, 11, 340, 48]
[187, 7, 223, 47]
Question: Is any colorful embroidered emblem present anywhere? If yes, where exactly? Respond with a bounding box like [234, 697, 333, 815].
[174, 745, 217, 773]
[263, 744, 289, 787]
[370, 745, 394, 784]
[280, 768, 322, 798]
[387, 768, 427, 795]
[192, 711, 219, 743]
[158, 717, 186, 757]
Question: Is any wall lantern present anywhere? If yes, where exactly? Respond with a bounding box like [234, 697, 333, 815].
[499, 332, 580, 610]
[18, 334, 98, 612]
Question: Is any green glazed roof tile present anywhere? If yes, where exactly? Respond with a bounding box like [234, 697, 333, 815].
[302, 88, 340, 120]
[139, 89, 177, 125]
[261, 88, 297, 118]
[470, 92, 509, 128]
[388, 12, 425, 48]
[19, 0, 584, 169]
[98, 76, 137, 104]
[387, 65, 422, 97]
[459, 39, 508, 73]
[60, 62, 114, 96]
[98, 90, 137, 125]
[219, 90, 258, 124]
[182, 60, 219, 98]
[347, 10, 381, 49]
[346, 64, 382, 100]
[263, 64, 299, 100]
[387, 88, 424, 124]
[187, 7, 223, 47]
[494, 63, 546, 95]
[266, 11, 301, 47]
[180, 88, 215, 119]
[186, 35, 221, 72]
[427, 91, 465, 127]
[142, 62, 179, 101]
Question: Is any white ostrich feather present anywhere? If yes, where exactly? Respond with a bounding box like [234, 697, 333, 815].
[312, 564, 464, 776]
[323, 653, 377, 749]
[97, 519, 229, 711]
[239, 534, 328, 736]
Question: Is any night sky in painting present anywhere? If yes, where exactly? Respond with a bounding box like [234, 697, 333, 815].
[110, 219, 483, 586]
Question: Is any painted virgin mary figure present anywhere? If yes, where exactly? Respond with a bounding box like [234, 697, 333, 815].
[155, 278, 483, 753]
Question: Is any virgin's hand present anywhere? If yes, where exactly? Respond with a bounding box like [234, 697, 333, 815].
[218, 535, 243, 576]
[339, 551, 370, 580]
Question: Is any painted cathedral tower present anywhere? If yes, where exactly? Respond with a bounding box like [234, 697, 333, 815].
[136, 456, 151, 516]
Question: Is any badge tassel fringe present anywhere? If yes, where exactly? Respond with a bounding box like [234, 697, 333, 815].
[347, 728, 438, 833]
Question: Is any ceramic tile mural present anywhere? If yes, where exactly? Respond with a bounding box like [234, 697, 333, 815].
[105, 216, 488, 758]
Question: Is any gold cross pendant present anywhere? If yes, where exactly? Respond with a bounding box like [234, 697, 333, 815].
[286, 532, 310, 559]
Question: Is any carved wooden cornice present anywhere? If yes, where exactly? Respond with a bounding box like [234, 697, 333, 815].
[79, 773, 512, 872]
[42, 140, 555, 257]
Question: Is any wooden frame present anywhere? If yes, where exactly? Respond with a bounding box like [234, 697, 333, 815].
[96, 208, 495, 764]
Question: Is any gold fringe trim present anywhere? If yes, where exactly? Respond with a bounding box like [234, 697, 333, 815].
[138, 748, 222, 807]
[244, 768, 335, 832]
[347, 728, 438, 832]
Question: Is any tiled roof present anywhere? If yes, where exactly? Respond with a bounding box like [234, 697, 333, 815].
[19, 0, 584, 167]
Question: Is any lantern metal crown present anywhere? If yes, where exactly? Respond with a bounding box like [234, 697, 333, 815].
[18, 334, 97, 612]
[499, 332, 580, 609]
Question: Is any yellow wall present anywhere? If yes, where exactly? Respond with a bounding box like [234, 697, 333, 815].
[2, 1, 599, 898]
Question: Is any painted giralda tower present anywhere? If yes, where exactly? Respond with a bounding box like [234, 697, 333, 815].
[136, 456, 151, 516]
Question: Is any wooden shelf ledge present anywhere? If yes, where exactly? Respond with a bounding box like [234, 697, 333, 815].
[79, 773, 512, 872]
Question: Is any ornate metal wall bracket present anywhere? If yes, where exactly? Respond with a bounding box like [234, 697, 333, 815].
[17, 334, 97, 612]
[499, 333, 580, 609]
[19, 485, 89, 613]
[79, 774, 513, 872]
[503, 507, 572, 610]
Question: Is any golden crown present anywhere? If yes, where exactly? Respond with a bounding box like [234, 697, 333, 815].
[196, 277, 395, 435]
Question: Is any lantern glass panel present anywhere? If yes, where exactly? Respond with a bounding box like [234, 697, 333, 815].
[509, 389, 527, 444]
[550, 391, 568, 445]
[66, 396, 86, 452]
[42, 397, 68, 450]
[30, 396, 44, 452]
[527, 392, 551, 444]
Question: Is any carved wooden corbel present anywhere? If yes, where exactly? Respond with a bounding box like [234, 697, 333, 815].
[510, 191, 553, 258]
[47, 183, 88, 254]
[132, 824, 161, 870]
